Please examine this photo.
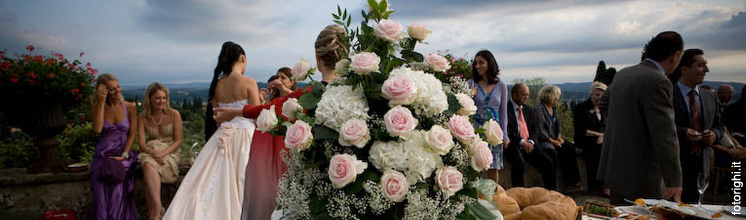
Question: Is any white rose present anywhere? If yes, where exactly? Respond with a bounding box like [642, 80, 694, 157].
[338, 119, 371, 148]
[381, 170, 409, 202]
[435, 166, 464, 198]
[407, 22, 432, 42]
[291, 58, 313, 81]
[482, 119, 504, 146]
[447, 115, 475, 143]
[425, 54, 451, 72]
[470, 140, 493, 172]
[284, 120, 313, 151]
[334, 59, 351, 76]
[374, 19, 404, 42]
[349, 52, 380, 75]
[425, 125, 454, 155]
[455, 93, 477, 116]
[383, 106, 418, 137]
[256, 105, 278, 133]
[281, 98, 302, 120]
[328, 154, 368, 189]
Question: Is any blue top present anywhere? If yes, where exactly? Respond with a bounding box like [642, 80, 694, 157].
[467, 79, 509, 142]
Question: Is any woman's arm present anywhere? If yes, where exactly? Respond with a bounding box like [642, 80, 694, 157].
[162, 109, 183, 156]
[498, 83, 509, 142]
[123, 102, 137, 158]
[137, 113, 150, 154]
[92, 85, 107, 133]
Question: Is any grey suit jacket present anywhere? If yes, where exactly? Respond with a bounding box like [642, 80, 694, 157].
[672, 83, 723, 156]
[597, 60, 682, 199]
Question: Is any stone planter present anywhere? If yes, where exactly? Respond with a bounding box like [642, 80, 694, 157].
[3, 97, 68, 174]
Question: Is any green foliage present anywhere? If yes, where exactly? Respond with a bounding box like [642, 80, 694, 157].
[0, 131, 38, 169]
[437, 53, 473, 83]
[593, 60, 617, 86]
[58, 122, 99, 164]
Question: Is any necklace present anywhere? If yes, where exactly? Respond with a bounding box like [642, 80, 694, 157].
[150, 113, 163, 125]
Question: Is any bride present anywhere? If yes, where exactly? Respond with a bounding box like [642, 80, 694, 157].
[163, 41, 260, 220]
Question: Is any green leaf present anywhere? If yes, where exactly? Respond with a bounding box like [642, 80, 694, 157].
[309, 199, 325, 214]
[332, 14, 340, 20]
[312, 125, 339, 141]
[298, 92, 320, 110]
[296, 113, 314, 125]
[312, 211, 333, 220]
[465, 202, 498, 220]
[447, 93, 461, 113]
[343, 9, 347, 20]
[337, 5, 342, 16]
[412, 51, 424, 62]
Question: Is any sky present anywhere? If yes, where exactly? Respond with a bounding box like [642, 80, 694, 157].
[2, 0, 745, 86]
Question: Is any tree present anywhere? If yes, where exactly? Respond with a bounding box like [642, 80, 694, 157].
[593, 60, 617, 85]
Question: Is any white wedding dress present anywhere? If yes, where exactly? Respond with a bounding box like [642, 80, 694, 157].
[163, 100, 255, 220]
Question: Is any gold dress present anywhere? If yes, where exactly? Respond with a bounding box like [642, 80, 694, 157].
[138, 122, 181, 183]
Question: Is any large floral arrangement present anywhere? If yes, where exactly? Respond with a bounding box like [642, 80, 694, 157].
[263, 1, 503, 219]
[0, 45, 97, 109]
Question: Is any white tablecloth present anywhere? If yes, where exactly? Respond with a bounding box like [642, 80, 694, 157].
[583, 205, 746, 220]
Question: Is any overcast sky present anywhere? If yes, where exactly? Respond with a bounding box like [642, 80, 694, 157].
[2, 0, 744, 86]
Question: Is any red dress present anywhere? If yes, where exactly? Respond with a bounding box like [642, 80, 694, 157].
[241, 88, 308, 220]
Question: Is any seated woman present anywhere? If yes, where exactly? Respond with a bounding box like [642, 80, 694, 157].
[90, 73, 138, 220]
[137, 82, 183, 220]
[572, 81, 609, 196]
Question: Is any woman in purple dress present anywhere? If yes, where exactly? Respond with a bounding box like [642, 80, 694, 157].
[91, 73, 139, 220]
[467, 50, 510, 184]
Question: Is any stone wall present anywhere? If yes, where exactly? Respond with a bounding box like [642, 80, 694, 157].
[0, 162, 190, 220]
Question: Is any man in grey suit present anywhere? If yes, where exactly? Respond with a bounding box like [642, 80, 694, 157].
[598, 31, 684, 204]
[671, 49, 722, 203]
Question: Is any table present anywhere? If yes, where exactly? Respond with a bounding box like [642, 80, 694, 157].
[583, 205, 746, 220]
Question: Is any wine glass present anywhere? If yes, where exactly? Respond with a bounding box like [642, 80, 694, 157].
[697, 173, 710, 209]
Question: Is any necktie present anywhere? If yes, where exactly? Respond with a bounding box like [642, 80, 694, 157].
[518, 106, 529, 141]
[689, 90, 701, 155]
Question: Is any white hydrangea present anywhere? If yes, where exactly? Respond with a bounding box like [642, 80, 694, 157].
[368, 131, 443, 185]
[388, 67, 448, 116]
[314, 85, 370, 131]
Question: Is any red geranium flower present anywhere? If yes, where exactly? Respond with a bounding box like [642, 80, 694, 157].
[80, 82, 85, 87]
[46, 58, 57, 65]
[26, 45, 35, 52]
[71, 88, 80, 94]
[68, 63, 75, 69]
[24, 55, 32, 61]
[33, 55, 44, 62]
[28, 72, 37, 79]
[1, 62, 9, 71]
[48, 72, 55, 78]
[54, 53, 64, 60]
[9, 74, 18, 83]
[86, 62, 91, 68]
[0, 51, 4, 60]
[80, 52, 85, 57]
[28, 79, 35, 84]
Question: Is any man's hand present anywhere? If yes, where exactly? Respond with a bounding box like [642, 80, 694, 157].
[662, 186, 683, 202]
[596, 133, 604, 145]
[521, 141, 534, 153]
[700, 130, 716, 145]
[686, 129, 702, 142]
[213, 107, 243, 124]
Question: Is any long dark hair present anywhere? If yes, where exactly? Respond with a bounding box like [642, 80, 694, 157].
[472, 50, 500, 84]
[208, 41, 245, 101]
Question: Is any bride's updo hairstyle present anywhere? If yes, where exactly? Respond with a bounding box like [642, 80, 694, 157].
[315, 25, 347, 69]
[209, 41, 246, 101]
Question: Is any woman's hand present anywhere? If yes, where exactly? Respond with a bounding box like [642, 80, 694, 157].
[213, 107, 243, 124]
[108, 156, 126, 162]
[95, 85, 108, 102]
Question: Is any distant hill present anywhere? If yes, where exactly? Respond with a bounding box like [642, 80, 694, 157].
[123, 81, 743, 103]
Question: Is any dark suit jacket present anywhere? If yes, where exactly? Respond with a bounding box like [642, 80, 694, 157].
[672, 83, 723, 155]
[573, 98, 605, 149]
[597, 60, 681, 198]
[506, 100, 538, 150]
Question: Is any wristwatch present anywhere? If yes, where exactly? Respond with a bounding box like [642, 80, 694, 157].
[121, 152, 130, 160]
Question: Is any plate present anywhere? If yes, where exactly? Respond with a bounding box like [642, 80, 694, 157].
[67, 163, 87, 168]
[722, 206, 746, 216]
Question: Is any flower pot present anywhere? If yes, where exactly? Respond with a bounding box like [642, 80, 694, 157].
[3, 96, 68, 174]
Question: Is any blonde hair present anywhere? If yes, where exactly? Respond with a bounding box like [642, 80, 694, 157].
[589, 81, 607, 94]
[95, 73, 122, 103]
[143, 82, 171, 117]
[315, 25, 347, 69]
[538, 84, 562, 105]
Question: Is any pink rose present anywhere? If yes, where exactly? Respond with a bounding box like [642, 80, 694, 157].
[374, 19, 404, 42]
[291, 58, 313, 81]
[407, 22, 432, 42]
[338, 119, 371, 148]
[349, 52, 380, 75]
[447, 115, 475, 143]
[381, 170, 409, 202]
[470, 140, 493, 172]
[482, 119, 504, 146]
[381, 75, 417, 106]
[425, 125, 454, 155]
[256, 105, 278, 133]
[284, 120, 313, 151]
[435, 166, 463, 197]
[281, 98, 302, 120]
[328, 154, 368, 188]
[383, 106, 418, 137]
[425, 54, 451, 72]
[455, 93, 476, 116]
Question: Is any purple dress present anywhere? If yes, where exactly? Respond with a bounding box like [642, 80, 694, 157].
[90, 101, 138, 220]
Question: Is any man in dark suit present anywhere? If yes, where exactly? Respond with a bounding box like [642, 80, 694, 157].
[505, 83, 555, 189]
[671, 49, 723, 203]
[598, 31, 684, 204]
